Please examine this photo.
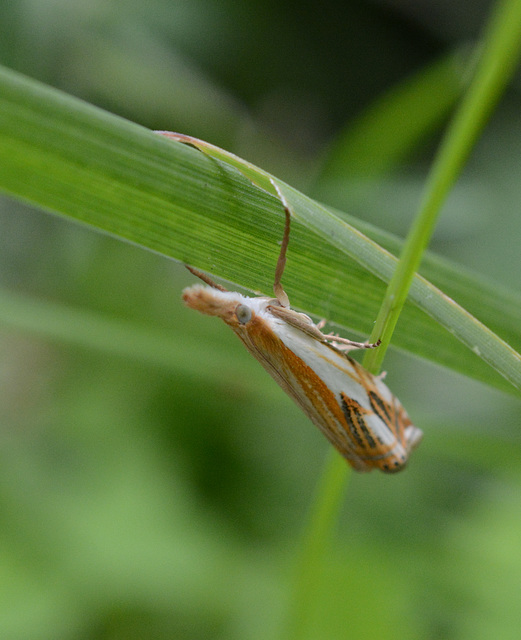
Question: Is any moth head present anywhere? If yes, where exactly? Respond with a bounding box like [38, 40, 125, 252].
[183, 285, 256, 327]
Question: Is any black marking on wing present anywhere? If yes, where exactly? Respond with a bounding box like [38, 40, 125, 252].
[368, 390, 394, 433]
[340, 395, 364, 448]
[357, 408, 377, 449]
[340, 394, 377, 450]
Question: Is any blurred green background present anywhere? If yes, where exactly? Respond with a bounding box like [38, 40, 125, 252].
[1, 0, 521, 638]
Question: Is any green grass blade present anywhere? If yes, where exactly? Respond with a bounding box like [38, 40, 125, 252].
[363, 0, 521, 374]
[0, 65, 520, 396]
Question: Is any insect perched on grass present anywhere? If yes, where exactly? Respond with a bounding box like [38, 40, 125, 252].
[182, 181, 422, 473]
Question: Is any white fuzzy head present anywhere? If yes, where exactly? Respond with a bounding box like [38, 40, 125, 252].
[182, 284, 273, 328]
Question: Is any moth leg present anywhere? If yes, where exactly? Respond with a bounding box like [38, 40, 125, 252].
[324, 335, 381, 351]
[316, 319, 327, 330]
[269, 178, 380, 355]
[270, 178, 291, 308]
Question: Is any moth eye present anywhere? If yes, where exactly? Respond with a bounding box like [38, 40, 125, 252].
[235, 304, 252, 325]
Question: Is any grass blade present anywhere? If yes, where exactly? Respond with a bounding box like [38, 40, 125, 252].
[0, 65, 520, 396]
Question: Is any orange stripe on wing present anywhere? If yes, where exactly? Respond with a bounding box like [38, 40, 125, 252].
[234, 314, 363, 463]
[233, 313, 411, 473]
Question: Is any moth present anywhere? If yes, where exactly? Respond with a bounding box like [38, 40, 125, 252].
[183, 182, 422, 473]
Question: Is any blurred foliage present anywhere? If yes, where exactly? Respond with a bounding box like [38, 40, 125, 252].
[1, 0, 521, 639]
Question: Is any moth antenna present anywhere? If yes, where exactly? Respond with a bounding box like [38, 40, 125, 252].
[270, 178, 291, 308]
[185, 265, 228, 292]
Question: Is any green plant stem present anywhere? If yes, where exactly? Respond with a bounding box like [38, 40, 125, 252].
[285, 450, 349, 640]
[284, 1, 521, 637]
[364, 0, 521, 372]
